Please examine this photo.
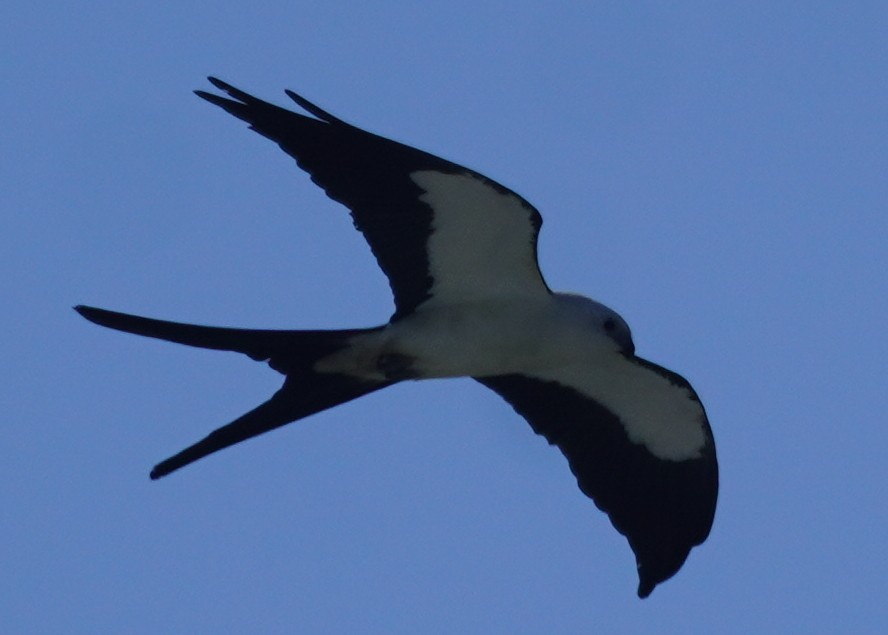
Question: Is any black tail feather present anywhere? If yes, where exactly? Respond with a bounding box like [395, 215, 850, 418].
[74, 305, 380, 375]
[150, 375, 391, 479]
[76, 305, 393, 477]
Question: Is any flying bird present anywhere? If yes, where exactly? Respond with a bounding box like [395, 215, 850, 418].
[76, 77, 717, 598]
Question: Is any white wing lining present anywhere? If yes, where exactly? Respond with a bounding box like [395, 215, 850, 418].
[411, 170, 549, 305]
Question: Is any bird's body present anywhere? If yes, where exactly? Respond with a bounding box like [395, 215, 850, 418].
[77, 77, 717, 598]
[321, 293, 620, 381]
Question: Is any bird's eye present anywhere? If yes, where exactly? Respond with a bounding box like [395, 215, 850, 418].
[603, 318, 616, 332]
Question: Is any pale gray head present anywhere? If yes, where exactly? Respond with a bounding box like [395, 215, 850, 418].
[554, 292, 635, 356]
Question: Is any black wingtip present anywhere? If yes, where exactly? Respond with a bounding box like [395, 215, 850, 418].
[283, 89, 344, 124]
[637, 579, 655, 599]
[150, 451, 188, 480]
[74, 305, 144, 333]
[199, 77, 260, 107]
[149, 465, 166, 480]
[206, 76, 229, 91]
[193, 89, 215, 100]
[75, 305, 103, 324]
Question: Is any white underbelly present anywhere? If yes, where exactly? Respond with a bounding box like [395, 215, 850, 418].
[316, 296, 614, 380]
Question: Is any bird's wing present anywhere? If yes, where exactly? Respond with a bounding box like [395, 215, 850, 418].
[476, 357, 717, 598]
[196, 78, 550, 320]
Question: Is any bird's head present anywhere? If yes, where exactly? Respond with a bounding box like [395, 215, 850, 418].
[554, 292, 635, 356]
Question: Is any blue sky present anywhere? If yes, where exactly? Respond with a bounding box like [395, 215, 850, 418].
[3, 2, 886, 633]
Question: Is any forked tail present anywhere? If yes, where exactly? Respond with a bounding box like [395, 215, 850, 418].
[75, 305, 394, 478]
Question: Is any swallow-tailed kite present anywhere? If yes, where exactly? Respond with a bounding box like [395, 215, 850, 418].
[76, 77, 717, 598]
